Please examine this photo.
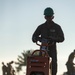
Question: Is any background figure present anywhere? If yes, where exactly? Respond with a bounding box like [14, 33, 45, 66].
[66, 50, 75, 75]
[2, 62, 7, 75]
[7, 61, 14, 75]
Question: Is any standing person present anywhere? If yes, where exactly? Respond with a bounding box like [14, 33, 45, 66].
[66, 50, 75, 75]
[2, 62, 7, 75]
[32, 7, 65, 75]
[7, 61, 14, 75]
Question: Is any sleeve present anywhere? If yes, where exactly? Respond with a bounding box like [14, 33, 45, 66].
[56, 25, 65, 42]
[32, 25, 41, 42]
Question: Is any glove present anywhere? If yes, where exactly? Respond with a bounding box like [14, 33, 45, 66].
[37, 37, 41, 42]
[32, 37, 37, 43]
[32, 37, 41, 43]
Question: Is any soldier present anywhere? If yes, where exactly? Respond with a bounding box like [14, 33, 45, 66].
[32, 7, 65, 75]
[2, 62, 7, 75]
[66, 50, 75, 75]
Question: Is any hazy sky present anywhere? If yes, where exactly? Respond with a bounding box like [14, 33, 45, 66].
[0, 0, 75, 75]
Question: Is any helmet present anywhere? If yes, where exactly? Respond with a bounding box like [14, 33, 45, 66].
[44, 7, 54, 16]
[74, 49, 75, 53]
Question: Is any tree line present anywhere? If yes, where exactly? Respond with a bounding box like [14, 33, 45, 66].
[15, 50, 34, 73]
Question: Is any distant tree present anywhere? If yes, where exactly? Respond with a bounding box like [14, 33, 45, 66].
[15, 50, 34, 73]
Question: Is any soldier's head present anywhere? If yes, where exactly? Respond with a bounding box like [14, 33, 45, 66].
[2, 62, 4, 65]
[44, 7, 54, 21]
[74, 49, 75, 53]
